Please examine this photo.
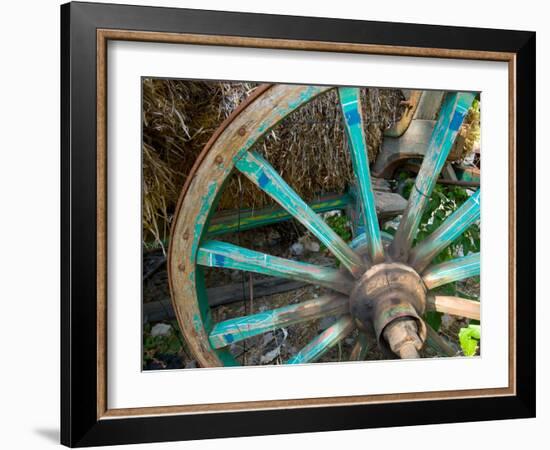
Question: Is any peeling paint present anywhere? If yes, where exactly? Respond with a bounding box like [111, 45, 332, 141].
[235, 150, 365, 277]
[338, 87, 384, 264]
[197, 240, 352, 295]
[390, 92, 476, 260]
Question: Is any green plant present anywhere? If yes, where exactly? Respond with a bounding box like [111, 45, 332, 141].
[317, 214, 353, 267]
[458, 324, 481, 356]
[385, 179, 481, 331]
[325, 214, 352, 243]
[143, 322, 184, 367]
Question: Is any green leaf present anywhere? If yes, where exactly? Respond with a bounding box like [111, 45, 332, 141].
[459, 324, 481, 356]
[424, 311, 442, 331]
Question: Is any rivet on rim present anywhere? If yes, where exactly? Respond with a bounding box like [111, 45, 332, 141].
[238, 126, 246, 136]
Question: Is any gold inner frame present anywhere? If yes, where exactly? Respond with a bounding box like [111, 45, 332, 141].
[96, 28, 517, 420]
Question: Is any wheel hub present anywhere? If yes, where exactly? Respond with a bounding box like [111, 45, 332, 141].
[349, 262, 428, 358]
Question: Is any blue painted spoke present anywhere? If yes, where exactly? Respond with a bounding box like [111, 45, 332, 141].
[350, 332, 369, 361]
[409, 189, 480, 272]
[422, 252, 480, 290]
[425, 325, 456, 357]
[389, 92, 476, 261]
[286, 315, 355, 364]
[197, 240, 352, 295]
[235, 151, 365, 278]
[338, 87, 384, 263]
[350, 230, 394, 251]
[209, 294, 348, 349]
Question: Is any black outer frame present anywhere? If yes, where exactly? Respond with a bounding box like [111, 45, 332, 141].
[61, 1, 536, 447]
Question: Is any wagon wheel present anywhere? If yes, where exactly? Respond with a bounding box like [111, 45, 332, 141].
[168, 84, 480, 367]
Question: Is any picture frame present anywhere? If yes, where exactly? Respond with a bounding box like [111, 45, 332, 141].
[61, 1, 535, 446]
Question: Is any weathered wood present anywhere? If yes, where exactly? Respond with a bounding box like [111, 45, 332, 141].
[422, 252, 480, 290]
[427, 295, 480, 320]
[425, 324, 457, 357]
[169, 84, 333, 367]
[454, 164, 481, 183]
[389, 92, 476, 261]
[374, 191, 408, 218]
[350, 230, 394, 251]
[208, 186, 402, 239]
[436, 179, 480, 188]
[338, 87, 384, 263]
[207, 278, 306, 307]
[413, 90, 445, 120]
[442, 163, 458, 181]
[209, 294, 349, 349]
[349, 332, 369, 361]
[409, 189, 480, 272]
[143, 278, 308, 322]
[286, 315, 355, 364]
[384, 90, 423, 137]
[207, 193, 352, 236]
[235, 151, 365, 277]
[371, 177, 392, 192]
[373, 119, 435, 178]
[197, 240, 353, 295]
[347, 182, 406, 238]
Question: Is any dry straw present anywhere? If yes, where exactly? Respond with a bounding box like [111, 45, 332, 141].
[142, 79, 405, 249]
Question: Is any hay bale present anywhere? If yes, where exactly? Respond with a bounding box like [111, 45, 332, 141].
[142, 79, 404, 248]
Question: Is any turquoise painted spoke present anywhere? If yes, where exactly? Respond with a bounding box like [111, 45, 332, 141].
[235, 151, 365, 278]
[350, 332, 369, 361]
[209, 294, 348, 349]
[389, 92, 476, 261]
[422, 252, 480, 290]
[425, 325, 456, 357]
[338, 87, 384, 263]
[286, 315, 355, 364]
[197, 240, 352, 295]
[427, 295, 480, 320]
[409, 189, 480, 273]
[350, 230, 394, 251]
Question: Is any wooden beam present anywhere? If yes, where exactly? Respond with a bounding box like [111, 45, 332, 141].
[207, 192, 351, 236]
[427, 295, 480, 320]
[143, 278, 308, 322]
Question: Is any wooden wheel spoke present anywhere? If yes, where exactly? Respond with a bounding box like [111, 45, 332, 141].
[427, 295, 480, 320]
[338, 87, 384, 263]
[197, 240, 352, 295]
[425, 324, 456, 357]
[286, 315, 355, 364]
[409, 189, 480, 272]
[235, 151, 365, 277]
[422, 252, 480, 290]
[389, 92, 476, 261]
[349, 331, 369, 361]
[208, 294, 348, 349]
[350, 230, 394, 250]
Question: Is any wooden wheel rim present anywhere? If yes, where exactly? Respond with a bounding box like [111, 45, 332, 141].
[168, 84, 333, 367]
